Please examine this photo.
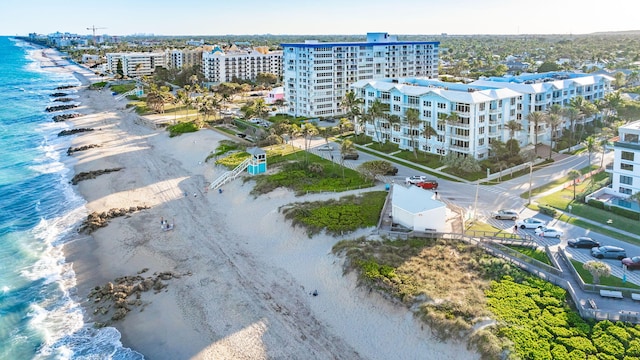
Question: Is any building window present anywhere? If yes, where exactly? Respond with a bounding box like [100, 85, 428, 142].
[620, 175, 633, 185]
[621, 163, 634, 171]
[393, 95, 401, 102]
[423, 110, 431, 117]
[478, 138, 484, 146]
[437, 102, 446, 109]
[479, 103, 485, 111]
[621, 151, 635, 161]
[478, 127, 485, 134]
[423, 100, 432, 107]
[393, 104, 400, 112]
[619, 187, 632, 195]
[408, 96, 419, 105]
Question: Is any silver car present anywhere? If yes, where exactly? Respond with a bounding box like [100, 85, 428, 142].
[591, 246, 627, 260]
[491, 209, 519, 220]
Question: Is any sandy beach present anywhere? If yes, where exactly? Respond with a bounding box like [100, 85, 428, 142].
[35, 48, 479, 359]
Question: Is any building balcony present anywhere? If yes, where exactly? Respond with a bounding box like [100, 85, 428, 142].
[449, 145, 471, 152]
[449, 122, 470, 129]
[614, 141, 640, 151]
[488, 131, 501, 138]
[450, 133, 470, 140]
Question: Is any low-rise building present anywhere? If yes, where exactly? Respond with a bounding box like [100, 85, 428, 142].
[351, 72, 614, 159]
[202, 47, 282, 83]
[106, 52, 167, 77]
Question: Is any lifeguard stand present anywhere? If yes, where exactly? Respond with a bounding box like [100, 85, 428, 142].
[247, 147, 267, 175]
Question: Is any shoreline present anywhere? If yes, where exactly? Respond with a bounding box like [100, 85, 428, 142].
[35, 48, 478, 359]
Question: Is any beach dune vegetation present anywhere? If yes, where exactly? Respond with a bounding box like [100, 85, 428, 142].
[167, 122, 199, 137]
[281, 191, 386, 236]
[333, 236, 640, 359]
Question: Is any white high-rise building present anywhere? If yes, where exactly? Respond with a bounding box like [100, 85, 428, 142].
[281, 32, 440, 118]
[610, 120, 640, 197]
[202, 47, 282, 83]
[106, 52, 167, 77]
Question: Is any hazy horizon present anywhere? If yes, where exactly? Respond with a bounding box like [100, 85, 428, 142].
[1, 0, 638, 37]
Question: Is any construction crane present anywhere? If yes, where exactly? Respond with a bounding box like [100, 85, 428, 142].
[87, 25, 107, 43]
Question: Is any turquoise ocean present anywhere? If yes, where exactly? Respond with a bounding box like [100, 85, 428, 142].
[0, 37, 142, 359]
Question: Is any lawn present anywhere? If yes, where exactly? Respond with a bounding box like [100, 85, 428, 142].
[570, 259, 640, 289]
[521, 164, 600, 199]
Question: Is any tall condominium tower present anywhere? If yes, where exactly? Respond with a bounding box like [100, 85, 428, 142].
[281, 32, 439, 118]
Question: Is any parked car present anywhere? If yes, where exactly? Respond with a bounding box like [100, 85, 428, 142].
[317, 144, 333, 151]
[591, 246, 627, 260]
[385, 166, 399, 176]
[342, 152, 359, 160]
[622, 256, 640, 270]
[405, 175, 427, 184]
[534, 226, 564, 238]
[415, 180, 439, 190]
[515, 218, 546, 229]
[491, 209, 519, 220]
[567, 237, 600, 248]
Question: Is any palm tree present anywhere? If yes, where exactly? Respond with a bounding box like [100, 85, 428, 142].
[583, 260, 611, 285]
[252, 98, 269, 119]
[339, 90, 364, 135]
[366, 99, 388, 143]
[386, 114, 401, 145]
[421, 122, 437, 159]
[546, 113, 563, 160]
[505, 120, 521, 153]
[527, 111, 546, 154]
[340, 139, 355, 179]
[405, 108, 421, 159]
[563, 106, 581, 150]
[567, 169, 581, 200]
[583, 136, 600, 167]
[599, 127, 612, 169]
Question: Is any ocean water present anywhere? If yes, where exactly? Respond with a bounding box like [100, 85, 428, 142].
[0, 37, 143, 359]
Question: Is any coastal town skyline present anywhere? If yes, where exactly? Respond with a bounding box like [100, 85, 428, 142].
[1, 0, 639, 37]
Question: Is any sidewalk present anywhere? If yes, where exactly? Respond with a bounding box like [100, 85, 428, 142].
[353, 143, 470, 183]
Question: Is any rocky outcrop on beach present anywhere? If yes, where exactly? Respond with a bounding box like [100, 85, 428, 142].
[50, 92, 68, 97]
[67, 144, 101, 155]
[87, 269, 192, 325]
[78, 205, 150, 234]
[56, 85, 75, 90]
[53, 113, 83, 122]
[57, 128, 94, 136]
[46, 104, 78, 112]
[53, 97, 74, 102]
[71, 167, 123, 185]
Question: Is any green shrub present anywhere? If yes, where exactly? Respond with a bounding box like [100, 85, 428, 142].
[539, 204, 557, 217]
[588, 199, 605, 209]
[167, 122, 198, 137]
[90, 81, 108, 89]
[610, 205, 640, 220]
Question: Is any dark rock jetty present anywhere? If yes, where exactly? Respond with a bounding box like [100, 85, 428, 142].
[78, 205, 150, 234]
[58, 128, 94, 136]
[46, 104, 78, 112]
[88, 269, 191, 325]
[67, 144, 100, 155]
[50, 92, 68, 97]
[53, 113, 83, 122]
[56, 85, 76, 90]
[71, 167, 123, 185]
[53, 97, 74, 102]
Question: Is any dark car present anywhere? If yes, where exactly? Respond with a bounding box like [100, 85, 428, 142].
[342, 152, 359, 160]
[591, 246, 627, 260]
[385, 167, 399, 176]
[415, 180, 438, 190]
[622, 256, 640, 270]
[567, 237, 600, 249]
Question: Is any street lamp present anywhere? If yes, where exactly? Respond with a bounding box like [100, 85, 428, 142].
[527, 161, 533, 205]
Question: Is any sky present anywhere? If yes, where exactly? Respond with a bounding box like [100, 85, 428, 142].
[1, 0, 638, 37]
